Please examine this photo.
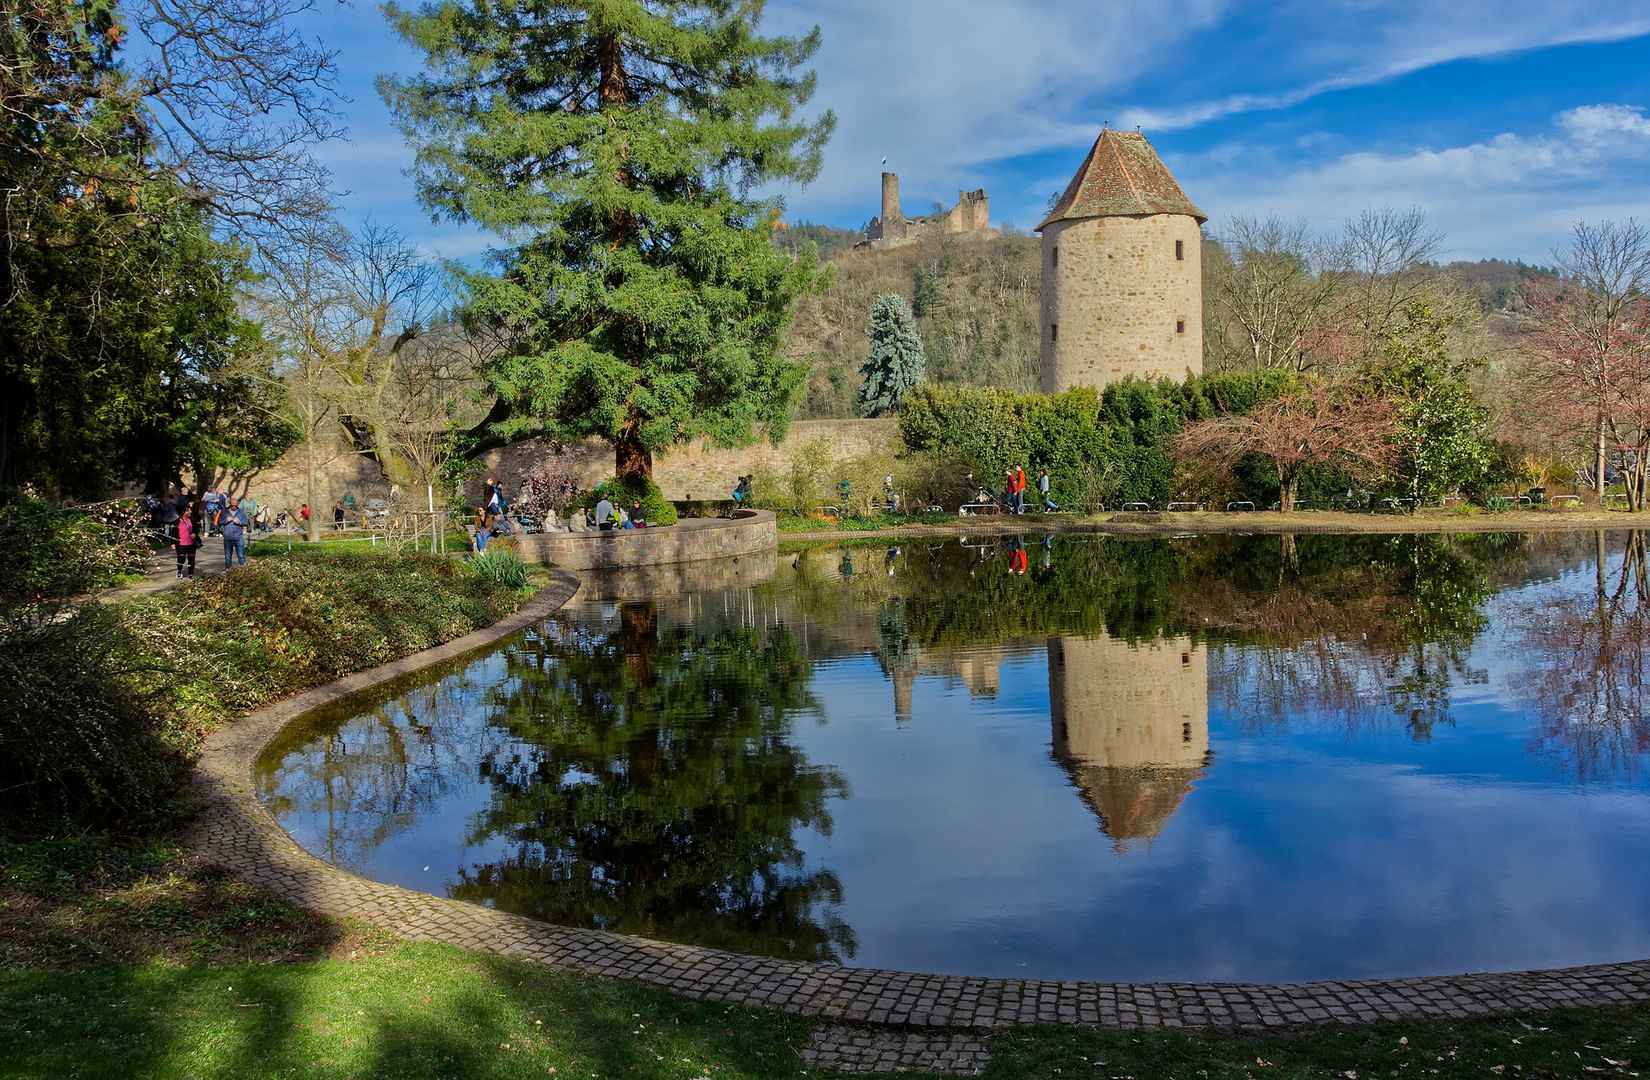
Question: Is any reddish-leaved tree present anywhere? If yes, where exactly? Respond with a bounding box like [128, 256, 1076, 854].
[1174, 380, 1398, 512]
[1521, 220, 1650, 509]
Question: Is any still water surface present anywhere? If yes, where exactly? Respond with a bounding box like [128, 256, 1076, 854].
[257, 531, 1650, 983]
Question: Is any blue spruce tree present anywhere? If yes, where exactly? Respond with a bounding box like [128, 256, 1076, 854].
[857, 294, 926, 417]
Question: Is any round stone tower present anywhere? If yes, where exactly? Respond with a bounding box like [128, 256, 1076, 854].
[1037, 130, 1207, 394]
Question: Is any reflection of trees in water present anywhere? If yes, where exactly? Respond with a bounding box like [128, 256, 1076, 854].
[451, 603, 856, 964]
[1190, 534, 1495, 740]
[259, 673, 513, 871]
[779, 534, 1509, 739]
[1515, 531, 1650, 783]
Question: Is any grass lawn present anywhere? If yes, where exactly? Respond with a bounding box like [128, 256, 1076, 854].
[6, 833, 1650, 1078]
[4, 941, 1650, 1080]
[0, 943, 818, 1080]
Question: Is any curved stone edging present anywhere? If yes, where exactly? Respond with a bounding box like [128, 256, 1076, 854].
[190, 567, 1650, 1031]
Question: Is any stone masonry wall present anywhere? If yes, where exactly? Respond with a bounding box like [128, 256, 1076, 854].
[1040, 214, 1203, 393]
[232, 418, 900, 513]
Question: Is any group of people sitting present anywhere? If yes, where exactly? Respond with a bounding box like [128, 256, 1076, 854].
[468, 476, 652, 551]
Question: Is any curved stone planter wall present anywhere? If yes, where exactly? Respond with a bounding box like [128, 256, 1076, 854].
[514, 510, 776, 572]
[190, 568, 1650, 1032]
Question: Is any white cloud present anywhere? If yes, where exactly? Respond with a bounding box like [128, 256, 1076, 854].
[1191, 105, 1650, 259]
[769, 0, 1650, 223]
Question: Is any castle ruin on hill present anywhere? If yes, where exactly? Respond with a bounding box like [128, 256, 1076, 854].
[865, 172, 999, 249]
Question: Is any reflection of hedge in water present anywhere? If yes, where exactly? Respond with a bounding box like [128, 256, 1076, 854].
[780, 533, 1522, 742]
[451, 604, 855, 964]
[785, 533, 1510, 652]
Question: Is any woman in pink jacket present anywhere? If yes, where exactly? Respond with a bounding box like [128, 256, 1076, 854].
[175, 499, 198, 578]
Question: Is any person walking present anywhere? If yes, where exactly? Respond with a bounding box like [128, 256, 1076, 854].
[202, 488, 221, 536]
[1039, 470, 1059, 512]
[332, 501, 345, 531]
[175, 499, 198, 578]
[1014, 465, 1029, 514]
[221, 498, 249, 569]
[240, 492, 258, 529]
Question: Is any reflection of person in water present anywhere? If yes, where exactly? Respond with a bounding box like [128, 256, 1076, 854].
[1042, 534, 1054, 570]
[885, 546, 900, 576]
[839, 552, 854, 579]
[1009, 535, 1028, 575]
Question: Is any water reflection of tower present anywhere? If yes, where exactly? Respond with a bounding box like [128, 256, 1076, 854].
[1048, 634, 1210, 850]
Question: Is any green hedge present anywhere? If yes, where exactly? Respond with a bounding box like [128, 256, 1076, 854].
[899, 370, 1299, 507]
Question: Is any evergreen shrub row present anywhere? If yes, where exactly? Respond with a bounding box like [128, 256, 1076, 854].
[898, 370, 1300, 508]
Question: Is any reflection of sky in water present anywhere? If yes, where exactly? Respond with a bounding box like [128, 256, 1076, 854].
[258, 535, 1650, 982]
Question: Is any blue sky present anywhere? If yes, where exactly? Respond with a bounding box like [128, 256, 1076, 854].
[296, 0, 1650, 264]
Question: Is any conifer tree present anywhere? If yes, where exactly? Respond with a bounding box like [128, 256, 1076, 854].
[381, 0, 835, 482]
[857, 295, 925, 417]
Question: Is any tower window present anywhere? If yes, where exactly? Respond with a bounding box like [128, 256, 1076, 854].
[1176, 320, 1186, 334]
[1181, 650, 1191, 665]
[1182, 722, 1193, 743]
[1050, 323, 1058, 343]
[1175, 239, 1184, 260]
[1051, 246, 1058, 267]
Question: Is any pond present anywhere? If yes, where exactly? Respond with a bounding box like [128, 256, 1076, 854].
[257, 530, 1650, 984]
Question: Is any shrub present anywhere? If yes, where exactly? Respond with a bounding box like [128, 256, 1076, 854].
[0, 605, 192, 818]
[590, 476, 678, 526]
[471, 549, 530, 588]
[0, 490, 149, 606]
[175, 550, 526, 697]
[900, 372, 1303, 510]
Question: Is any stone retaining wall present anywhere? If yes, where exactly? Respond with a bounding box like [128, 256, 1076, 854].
[514, 510, 776, 572]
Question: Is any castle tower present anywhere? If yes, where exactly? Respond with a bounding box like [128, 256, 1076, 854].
[1048, 632, 1209, 849]
[1037, 130, 1206, 394]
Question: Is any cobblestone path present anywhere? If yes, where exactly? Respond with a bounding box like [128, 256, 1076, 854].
[191, 568, 1650, 1044]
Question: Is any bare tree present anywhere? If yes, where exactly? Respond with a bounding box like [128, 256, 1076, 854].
[1522, 219, 1650, 505]
[1204, 216, 1344, 372]
[128, 0, 343, 232]
[249, 220, 356, 540]
[1338, 207, 1445, 335]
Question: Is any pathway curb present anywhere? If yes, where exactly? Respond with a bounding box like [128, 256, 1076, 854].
[189, 567, 1650, 1032]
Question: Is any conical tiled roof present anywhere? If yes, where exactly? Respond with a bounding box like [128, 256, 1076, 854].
[1037, 129, 1206, 231]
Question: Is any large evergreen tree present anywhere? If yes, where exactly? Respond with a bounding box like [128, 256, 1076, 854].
[381, 0, 835, 481]
[857, 294, 925, 417]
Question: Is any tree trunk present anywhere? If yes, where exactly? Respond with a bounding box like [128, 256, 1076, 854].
[615, 407, 652, 483]
[1597, 416, 1608, 499]
[306, 431, 320, 542]
[1597, 529, 1608, 599]
[1278, 468, 1299, 514]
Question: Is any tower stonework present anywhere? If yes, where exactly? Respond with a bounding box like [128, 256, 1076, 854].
[1048, 632, 1209, 847]
[1037, 130, 1206, 394]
